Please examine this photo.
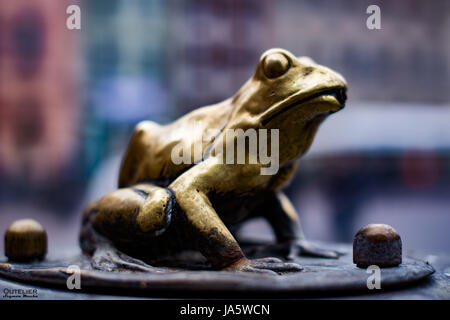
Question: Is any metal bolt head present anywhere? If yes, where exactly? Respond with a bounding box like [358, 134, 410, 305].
[353, 224, 401, 268]
[4, 219, 47, 262]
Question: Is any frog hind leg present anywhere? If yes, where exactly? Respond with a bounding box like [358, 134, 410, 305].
[80, 184, 175, 271]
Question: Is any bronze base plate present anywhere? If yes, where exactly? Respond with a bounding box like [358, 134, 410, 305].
[0, 242, 434, 297]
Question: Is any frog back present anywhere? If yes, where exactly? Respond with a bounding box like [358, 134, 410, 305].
[118, 101, 232, 188]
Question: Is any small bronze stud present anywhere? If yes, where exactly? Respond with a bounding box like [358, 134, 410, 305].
[353, 224, 402, 268]
[4, 219, 47, 262]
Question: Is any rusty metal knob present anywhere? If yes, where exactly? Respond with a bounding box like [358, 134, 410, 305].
[353, 224, 402, 268]
[4, 219, 47, 262]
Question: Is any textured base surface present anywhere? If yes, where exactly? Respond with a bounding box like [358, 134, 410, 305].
[0, 242, 435, 297]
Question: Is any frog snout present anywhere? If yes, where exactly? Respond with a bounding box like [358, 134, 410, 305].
[319, 87, 347, 110]
[335, 88, 347, 108]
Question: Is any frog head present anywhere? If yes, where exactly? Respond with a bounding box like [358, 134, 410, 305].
[227, 48, 347, 164]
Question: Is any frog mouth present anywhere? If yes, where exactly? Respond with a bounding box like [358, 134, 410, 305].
[261, 87, 347, 126]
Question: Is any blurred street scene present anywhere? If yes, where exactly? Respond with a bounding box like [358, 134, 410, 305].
[0, 0, 449, 257]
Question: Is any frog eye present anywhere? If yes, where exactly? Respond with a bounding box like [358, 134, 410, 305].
[263, 53, 290, 78]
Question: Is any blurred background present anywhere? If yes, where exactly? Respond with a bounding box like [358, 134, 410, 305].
[0, 0, 449, 259]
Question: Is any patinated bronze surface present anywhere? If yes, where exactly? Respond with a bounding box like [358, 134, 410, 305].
[80, 48, 348, 273]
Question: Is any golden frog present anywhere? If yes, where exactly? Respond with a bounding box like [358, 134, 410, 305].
[80, 48, 347, 274]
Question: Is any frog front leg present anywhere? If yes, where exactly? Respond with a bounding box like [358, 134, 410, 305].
[262, 192, 340, 259]
[169, 162, 301, 274]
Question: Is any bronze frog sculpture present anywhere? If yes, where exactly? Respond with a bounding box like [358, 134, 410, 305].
[80, 48, 347, 274]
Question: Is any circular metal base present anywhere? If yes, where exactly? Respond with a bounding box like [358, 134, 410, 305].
[0, 242, 434, 297]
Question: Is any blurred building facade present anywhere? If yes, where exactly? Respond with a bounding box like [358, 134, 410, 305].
[166, 0, 274, 113]
[82, 0, 168, 175]
[272, 0, 450, 103]
[0, 0, 80, 207]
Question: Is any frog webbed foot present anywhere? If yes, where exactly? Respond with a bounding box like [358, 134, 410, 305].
[226, 257, 302, 275]
[283, 240, 342, 260]
[91, 243, 167, 273]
